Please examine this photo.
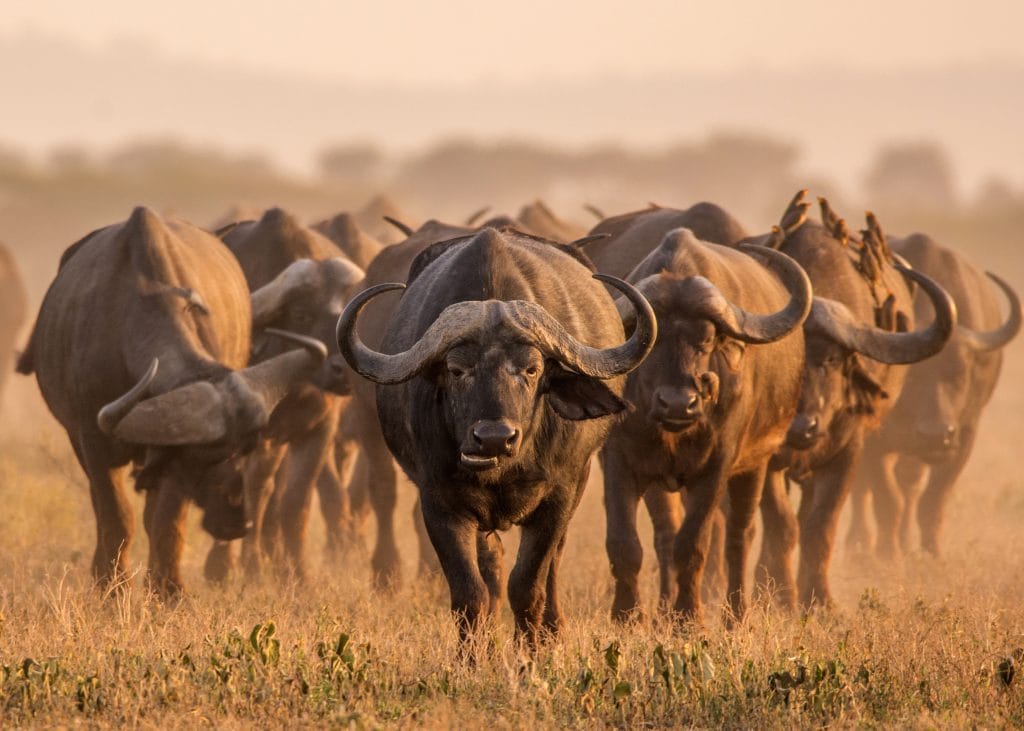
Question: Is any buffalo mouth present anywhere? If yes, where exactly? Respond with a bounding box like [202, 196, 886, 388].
[460, 452, 501, 471]
[656, 415, 701, 433]
[785, 431, 821, 451]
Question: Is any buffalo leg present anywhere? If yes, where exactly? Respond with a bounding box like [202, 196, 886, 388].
[845, 475, 874, 553]
[278, 411, 337, 581]
[363, 425, 402, 587]
[798, 441, 860, 608]
[541, 467, 588, 635]
[414, 498, 442, 576]
[315, 445, 346, 558]
[895, 457, 928, 551]
[672, 459, 730, 623]
[204, 541, 237, 584]
[756, 469, 798, 610]
[918, 429, 975, 556]
[542, 532, 568, 634]
[263, 463, 289, 562]
[80, 438, 134, 586]
[420, 499, 488, 642]
[147, 486, 190, 597]
[240, 443, 286, 577]
[602, 449, 645, 622]
[477, 531, 505, 617]
[644, 482, 682, 610]
[508, 499, 572, 645]
[723, 464, 767, 624]
[868, 451, 903, 560]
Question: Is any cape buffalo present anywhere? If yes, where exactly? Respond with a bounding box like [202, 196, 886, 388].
[516, 200, 587, 243]
[17, 207, 326, 595]
[214, 208, 364, 579]
[601, 228, 812, 624]
[586, 202, 751, 278]
[846, 233, 1020, 558]
[356, 195, 421, 246]
[338, 227, 656, 642]
[313, 211, 385, 270]
[758, 201, 957, 608]
[0, 242, 27, 412]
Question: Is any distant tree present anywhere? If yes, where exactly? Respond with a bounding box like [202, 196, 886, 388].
[318, 142, 385, 182]
[864, 141, 957, 211]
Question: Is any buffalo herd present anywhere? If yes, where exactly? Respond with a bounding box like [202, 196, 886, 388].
[7, 190, 1020, 644]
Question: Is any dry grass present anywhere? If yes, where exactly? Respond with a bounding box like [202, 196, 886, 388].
[1, 340, 1023, 729]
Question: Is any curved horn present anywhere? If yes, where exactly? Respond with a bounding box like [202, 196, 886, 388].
[338, 277, 657, 385]
[337, 283, 411, 384]
[264, 328, 328, 360]
[250, 259, 317, 328]
[465, 206, 491, 226]
[808, 265, 957, 364]
[107, 336, 328, 447]
[959, 272, 1021, 352]
[713, 244, 813, 344]
[97, 359, 160, 435]
[382, 216, 413, 238]
[520, 273, 656, 377]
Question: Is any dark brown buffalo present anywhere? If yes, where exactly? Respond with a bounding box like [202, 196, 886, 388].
[214, 208, 363, 579]
[758, 201, 957, 608]
[846, 234, 1020, 557]
[17, 207, 325, 595]
[0, 242, 27, 410]
[338, 227, 656, 642]
[313, 212, 386, 270]
[600, 228, 812, 624]
[586, 202, 751, 278]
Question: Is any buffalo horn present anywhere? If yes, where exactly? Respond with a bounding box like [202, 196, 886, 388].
[337, 277, 657, 385]
[99, 331, 328, 446]
[959, 272, 1021, 352]
[808, 265, 957, 364]
[97, 359, 159, 435]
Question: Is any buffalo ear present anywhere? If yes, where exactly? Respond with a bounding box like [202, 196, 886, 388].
[546, 371, 629, 420]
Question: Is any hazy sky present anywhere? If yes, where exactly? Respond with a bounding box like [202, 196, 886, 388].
[6, 0, 1024, 84]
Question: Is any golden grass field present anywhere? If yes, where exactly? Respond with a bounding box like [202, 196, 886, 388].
[1, 325, 1022, 729]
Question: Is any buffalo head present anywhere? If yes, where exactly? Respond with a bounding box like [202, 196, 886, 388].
[786, 265, 957, 450]
[622, 244, 811, 433]
[97, 332, 328, 534]
[250, 257, 364, 395]
[898, 271, 1020, 459]
[337, 275, 657, 475]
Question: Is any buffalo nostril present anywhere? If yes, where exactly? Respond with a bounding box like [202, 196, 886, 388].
[685, 392, 700, 415]
[471, 422, 518, 456]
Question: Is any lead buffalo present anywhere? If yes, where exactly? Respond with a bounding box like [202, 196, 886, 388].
[17, 207, 325, 595]
[601, 228, 812, 624]
[847, 233, 1020, 558]
[338, 227, 656, 642]
[758, 201, 957, 607]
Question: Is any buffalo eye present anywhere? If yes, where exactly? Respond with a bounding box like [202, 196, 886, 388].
[524, 365, 540, 378]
